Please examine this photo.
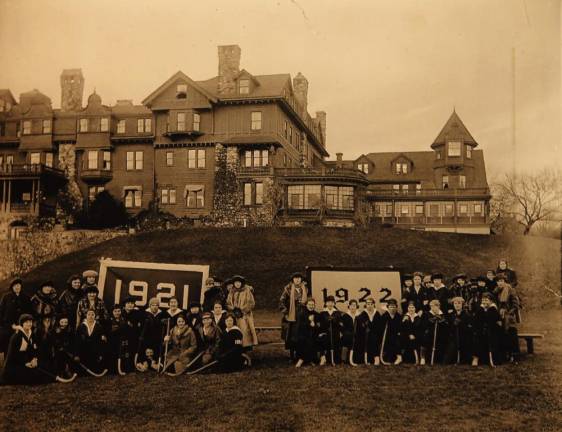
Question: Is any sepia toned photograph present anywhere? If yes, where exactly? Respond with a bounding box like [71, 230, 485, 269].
[0, 0, 560, 431]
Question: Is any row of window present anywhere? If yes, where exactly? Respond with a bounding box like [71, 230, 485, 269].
[79, 118, 152, 134]
[374, 201, 484, 217]
[287, 185, 355, 211]
[165, 150, 206, 168]
[176, 79, 250, 98]
[436, 141, 473, 160]
[83, 149, 208, 171]
[0, 153, 54, 167]
[174, 113, 200, 132]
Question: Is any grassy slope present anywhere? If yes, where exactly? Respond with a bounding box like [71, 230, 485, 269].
[5, 226, 561, 310]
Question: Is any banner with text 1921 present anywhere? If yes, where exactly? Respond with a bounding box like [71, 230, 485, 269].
[98, 259, 209, 310]
[307, 267, 403, 312]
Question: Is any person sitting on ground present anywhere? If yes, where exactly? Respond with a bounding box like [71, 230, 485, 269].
[163, 314, 198, 375]
[217, 313, 245, 372]
[197, 312, 222, 367]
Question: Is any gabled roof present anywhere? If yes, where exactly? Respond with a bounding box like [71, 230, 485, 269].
[390, 152, 414, 165]
[196, 73, 291, 99]
[142, 71, 218, 106]
[0, 89, 17, 105]
[432, 110, 477, 147]
[235, 69, 261, 86]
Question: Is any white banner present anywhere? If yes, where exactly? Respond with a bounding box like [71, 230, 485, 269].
[307, 267, 403, 312]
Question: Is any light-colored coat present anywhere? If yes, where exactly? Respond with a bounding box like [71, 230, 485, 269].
[227, 285, 258, 347]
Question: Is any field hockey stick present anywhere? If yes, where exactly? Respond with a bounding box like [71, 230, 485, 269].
[186, 359, 219, 375]
[349, 318, 358, 367]
[379, 322, 390, 365]
[164, 351, 205, 376]
[329, 319, 335, 366]
[117, 358, 126, 376]
[413, 348, 419, 365]
[430, 320, 438, 366]
[456, 325, 461, 365]
[488, 328, 496, 368]
[35, 366, 78, 383]
[364, 321, 369, 365]
[63, 351, 108, 377]
[160, 319, 171, 374]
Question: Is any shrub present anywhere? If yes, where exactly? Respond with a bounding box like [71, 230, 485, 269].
[87, 190, 129, 228]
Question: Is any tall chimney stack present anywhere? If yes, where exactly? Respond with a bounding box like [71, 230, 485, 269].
[217, 45, 241, 95]
[60, 69, 84, 111]
[315, 111, 326, 145]
[293, 72, 308, 113]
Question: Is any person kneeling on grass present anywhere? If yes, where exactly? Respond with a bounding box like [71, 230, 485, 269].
[420, 299, 448, 366]
[197, 312, 222, 366]
[74, 309, 108, 375]
[217, 313, 246, 372]
[295, 297, 320, 368]
[163, 314, 198, 374]
[1, 314, 47, 385]
[379, 299, 403, 365]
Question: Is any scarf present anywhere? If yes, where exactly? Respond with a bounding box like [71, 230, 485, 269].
[287, 283, 306, 322]
[498, 284, 511, 304]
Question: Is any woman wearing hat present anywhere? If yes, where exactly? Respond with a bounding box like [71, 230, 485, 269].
[81, 270, 99, 294]
[279, 272, 308, 360]
[402, 272, 428, 312]
[137, 297, 164, 370]
[76, 285, 110, 331]
[425, 273, 449, 313]
[494, 274, 521, 362]
[496, 258, 518, 287]
[0, 278, 32, 359]
[450, 274, 470, 302]
[57, 274, 84, 329]
[203, 276, 226, 312]
[31, 281, 58, 320]
[163, 314, 198, 374]
[197, 312, 222, 366]
[226, 276, 258, 352]
[295, 297, 320, 367]
[472, 292, 502, 366]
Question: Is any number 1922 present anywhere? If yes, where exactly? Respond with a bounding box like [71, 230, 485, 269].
[321, 287, 392, 305]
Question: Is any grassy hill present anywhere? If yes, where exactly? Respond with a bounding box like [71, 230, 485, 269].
[4, 226, 560, 310]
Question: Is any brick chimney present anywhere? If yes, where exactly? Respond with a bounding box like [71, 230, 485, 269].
[336, 152, 343, 168]
[217, 45, 241, 95]
[60, 69, 84, 111]
[293, 72, 308, 112]
[315, 111, 326, 144]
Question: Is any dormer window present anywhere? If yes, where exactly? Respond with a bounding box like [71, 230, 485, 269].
[448, 141, 461, 157]
[395, 162, 408, 174]
[239, 79, 250, 94]
[466, 146, 472, 159]
[176, 84, 188, 99]
[358, 163, 369, 174]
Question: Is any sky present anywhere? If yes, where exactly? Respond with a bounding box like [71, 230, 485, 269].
[0, 0, 560, 178]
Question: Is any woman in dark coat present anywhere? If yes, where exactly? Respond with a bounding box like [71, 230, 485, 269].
[31, 281, 58, 320]
[217, 313, 245, 372]
[1, 314, 47, 385]
[497, 258, 518, 287]
[76, 286, 110, 331]
[279, 273, 308, 359]
[420, 299, 449, 365]
[494, 274, 521, 362]
[34, 314, 55, 374]
[341, 299, 361, 365]
[444, 297, 474, 364]
[472, 293, 503, 366]
[202, 277, 226, 312]
[137, 297, 163, 369]
[57, 274, 83, 329]
[160, 297, 183, 328]
[425, 274, 450, 313]
[197, 312, 222, 366]
[0, 278, 32, 356]
[318, 296, 343, 365]
[402, 272, 428, 312]
[212, 302, 227, 331]
[357, 297, 383, 365]
[295, 298, 320, 367]
[401, 301, 423, 364]
[379, 299, 403, 365]
[52, 315, 75, 377]
[74, 309, 108, 374]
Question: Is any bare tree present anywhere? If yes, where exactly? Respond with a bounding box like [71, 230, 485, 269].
[494, 168, 562, 235]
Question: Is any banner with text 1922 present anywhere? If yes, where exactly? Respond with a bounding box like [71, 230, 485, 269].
[98, 259, 209, 310]
[307, 267, 403, 312]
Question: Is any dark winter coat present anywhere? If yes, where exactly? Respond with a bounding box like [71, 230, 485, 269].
[203, 287, 226, 312]
[296, 308, 320, 363]
[472, 304, 503, 365]
[444, 309, 474, 364]
[379, 311, 402, 362]
[425, 286, 450, 312]
[402, 285, 428, 312]
[74, 321, 107, 373]
[31, 290, 58, 319]
[76, 298, 110, 331]
[318, 309, 344, 354]
[1, 328, 47, 385]
[138, 309, 164, 359]
[0, 291, 32, 353]
[357, 310, 384, 360]
[57, 288, 84, 328]
[421, 311, 449, 364]
[212, 311, 227, 331]
[400, 313, 423, 363]
[197, 324, 222, 359]
[218, 326, 245, 372]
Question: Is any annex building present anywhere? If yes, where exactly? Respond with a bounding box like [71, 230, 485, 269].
[0, 45, 491, 238]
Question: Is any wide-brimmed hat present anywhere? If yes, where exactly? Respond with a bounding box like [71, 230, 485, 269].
[431, 273, 444, 281]
[82, 270, 98, 278]
[454, 273, 467, 281]
[290, 272, 305, 281]
[201, 312, 212, 320]
[403, 274, 413, 281]
[325, 295, 335, 303]
[231, 275, 246, 284]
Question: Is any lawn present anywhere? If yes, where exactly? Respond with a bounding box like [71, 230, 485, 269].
[0, 308, 560, 432]
[0, 227, 560, 431]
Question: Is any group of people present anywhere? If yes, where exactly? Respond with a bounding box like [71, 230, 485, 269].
[280, 259, 521, 368]
[0, 272, 258, 385]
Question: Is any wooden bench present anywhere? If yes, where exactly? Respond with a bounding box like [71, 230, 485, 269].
[518, 333, 544, 354]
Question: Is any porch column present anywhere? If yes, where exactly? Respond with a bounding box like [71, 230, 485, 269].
[6, 180, 11, 213]
[31, 179, 36, 215]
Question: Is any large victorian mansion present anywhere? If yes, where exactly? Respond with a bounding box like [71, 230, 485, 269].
[0, 45, 491, 238]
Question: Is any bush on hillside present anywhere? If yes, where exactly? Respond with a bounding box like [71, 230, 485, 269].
[86, 191, 129, 229]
